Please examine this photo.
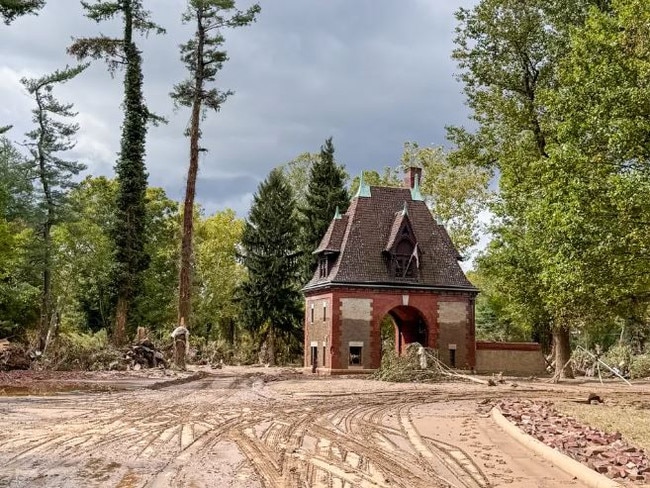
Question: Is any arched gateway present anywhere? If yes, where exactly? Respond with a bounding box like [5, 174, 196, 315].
[303, 167, 478, 373]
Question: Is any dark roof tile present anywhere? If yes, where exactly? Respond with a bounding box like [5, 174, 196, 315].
[306, 186, 475, 290]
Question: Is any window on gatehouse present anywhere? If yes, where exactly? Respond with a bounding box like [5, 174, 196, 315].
[318, 256, 329, 278]
[392, 239, 416, 279]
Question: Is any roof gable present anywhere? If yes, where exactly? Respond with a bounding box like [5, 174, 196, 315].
[305, 185, 475, 291]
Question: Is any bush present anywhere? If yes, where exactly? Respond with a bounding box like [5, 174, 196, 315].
[630, 354, 650, 379]
[42, 330, 123, 370]
[602, 344, 633, 375]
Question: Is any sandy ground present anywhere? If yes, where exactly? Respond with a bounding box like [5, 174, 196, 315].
[0, 367, 647, 488]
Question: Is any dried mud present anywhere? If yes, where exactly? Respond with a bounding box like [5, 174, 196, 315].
[0, 368, 647, 488]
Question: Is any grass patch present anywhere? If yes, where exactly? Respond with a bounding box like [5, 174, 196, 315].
[556, 402, 650, 452]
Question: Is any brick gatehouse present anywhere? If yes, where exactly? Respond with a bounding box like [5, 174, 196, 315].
[303, 167, 479, 374]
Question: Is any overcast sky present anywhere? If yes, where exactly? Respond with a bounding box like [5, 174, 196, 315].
[1, 0, 477, 216]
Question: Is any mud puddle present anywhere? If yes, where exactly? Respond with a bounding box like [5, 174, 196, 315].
[0, 382, 125, 396]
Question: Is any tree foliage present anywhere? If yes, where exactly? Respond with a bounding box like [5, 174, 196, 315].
[298, 137, 349, 282]
[0, 0, 45, 24]
[193, 209, 244, 342]
[22, 64, 87, 349]
[69, 0, 165, 344]
[0, 138, 38, 338]
[451, 0, 650, 377]
[238, 169, 303, 364]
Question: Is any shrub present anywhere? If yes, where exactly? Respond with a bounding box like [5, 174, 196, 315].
[602, 344, 633, 375]
[43, 330, 123, 370]
[630, 354, 650, 379]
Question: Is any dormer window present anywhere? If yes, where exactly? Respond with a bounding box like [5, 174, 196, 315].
[318, 255, 330, 278]
[392, 239, 417, 279]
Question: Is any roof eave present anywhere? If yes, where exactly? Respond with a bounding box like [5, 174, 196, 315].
[302, 280, 479, 294]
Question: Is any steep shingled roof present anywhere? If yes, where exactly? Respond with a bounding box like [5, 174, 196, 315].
[313, 215, 348, 254]
[305, 186, 476, 291]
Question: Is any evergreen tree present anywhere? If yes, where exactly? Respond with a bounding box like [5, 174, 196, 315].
[0, 0, 45, 24]
[68, 1, 165, 344]
[172, 0, 259, 329]
[238, 168, 302, 365]
[21, 64, 87, 350]
[299, 137, 349, 282]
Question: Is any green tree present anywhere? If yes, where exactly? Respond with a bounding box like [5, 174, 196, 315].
[449, 0, 612, 379]
[193, 209, 244, 344]
[52, 176, 116, 332]
[22, 64, 87, 350]
[54, 178, 181, 336]
[401, 143, 492, 257]
[69, 0, 165, 344]
[348, 167, 401, 196]
[298, 138, 349, 282]
[238, 169, 302, 364]
[131, 187, 181, 334]
[0, 137, 38, 338]
[533, 0, 650, 352]
[171, 0, 259, 329]
[280, 152, 321, 208]
[1, 0, 45, 24]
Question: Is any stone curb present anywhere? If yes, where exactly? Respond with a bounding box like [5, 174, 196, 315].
[490, 406, 621, 488]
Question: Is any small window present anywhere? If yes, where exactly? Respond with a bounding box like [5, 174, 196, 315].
[349, 346, 362, 366]
[322, 346, 326, 366]
[449, 347, 456, 368]
[310, 346, 318, 366]
[310, 303, 314, 323]
[318, 256, 329, 278]
[323, 301, 327, 321]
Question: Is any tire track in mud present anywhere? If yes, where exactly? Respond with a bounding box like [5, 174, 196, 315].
[1, 372, 604, 488]
[0, 374, 246, 487]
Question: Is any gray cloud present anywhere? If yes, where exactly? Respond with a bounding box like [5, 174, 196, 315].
[0, 0, 477, 216]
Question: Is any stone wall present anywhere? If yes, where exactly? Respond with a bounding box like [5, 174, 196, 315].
[475, 342, 546, 375]
[339, 297, 373, 369]
[437, 301, 470, 368]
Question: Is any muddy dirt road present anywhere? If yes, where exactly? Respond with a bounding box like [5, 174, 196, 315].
[0, 367, 623, 488]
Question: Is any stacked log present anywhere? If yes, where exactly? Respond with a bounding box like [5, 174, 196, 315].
[124, 339, 167, 370]
[0, 339, 30, 371]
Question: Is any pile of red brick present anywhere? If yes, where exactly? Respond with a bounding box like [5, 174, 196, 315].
[499, 400, 649, 483]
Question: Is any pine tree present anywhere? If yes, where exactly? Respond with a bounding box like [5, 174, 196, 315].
[21, 64, 87, 351]
[299, 137, 349, 282]
[1, 0, 45, 24]
[68, 1, 165, 344]
[238, 169, 302, 365]
[172, 0, 259, 330]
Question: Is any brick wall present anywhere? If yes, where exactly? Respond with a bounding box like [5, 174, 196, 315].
[304, 293, 333, 368]
[475, 341, 546, 375]
[305, 286, 477, 373]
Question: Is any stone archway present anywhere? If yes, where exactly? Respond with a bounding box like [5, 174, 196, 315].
[386, 305, 428, 356]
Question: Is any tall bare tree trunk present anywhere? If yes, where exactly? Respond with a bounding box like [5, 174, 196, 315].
[177, 12, 205, 326]
[267, 326, 276, 366]
[114, 295, 128, 345]
[552, 325, 574, 381]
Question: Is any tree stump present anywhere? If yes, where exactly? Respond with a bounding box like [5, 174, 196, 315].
[171, 320, 189, 370]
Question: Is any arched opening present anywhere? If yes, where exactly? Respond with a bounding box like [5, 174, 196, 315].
[380, 305, 428, 357]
